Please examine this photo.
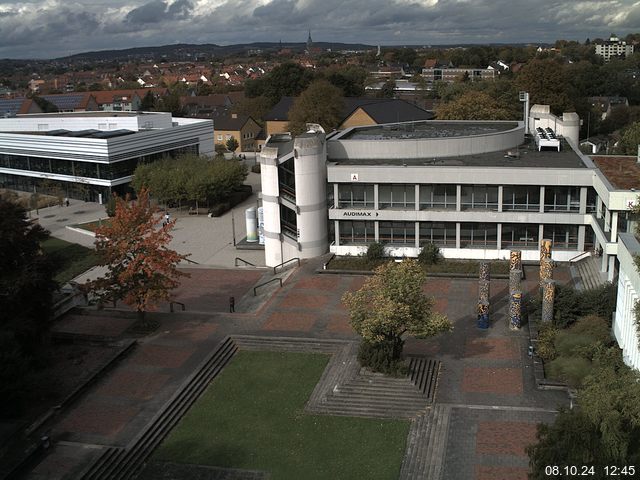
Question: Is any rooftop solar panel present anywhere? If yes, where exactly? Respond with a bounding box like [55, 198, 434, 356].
[42, 94, 85, 110]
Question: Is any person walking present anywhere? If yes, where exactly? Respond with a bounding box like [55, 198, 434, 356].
[229, 296, 235, 313]
[164, 212, 170, 226]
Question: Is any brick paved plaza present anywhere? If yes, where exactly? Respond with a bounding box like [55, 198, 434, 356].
[29, 261, 569, 479]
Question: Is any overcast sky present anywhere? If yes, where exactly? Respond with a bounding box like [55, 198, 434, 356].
[0, 0, 638, 59]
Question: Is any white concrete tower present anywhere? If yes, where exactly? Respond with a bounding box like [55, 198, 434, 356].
[294, 132, 328, 259]
[259, 144, 283, 267]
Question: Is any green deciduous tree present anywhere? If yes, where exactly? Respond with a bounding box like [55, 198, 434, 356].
[132, 154, 248, 208]
[436, 91, 512, 120]
[287, 79, 344, 135]
[0, 196, 57, 414]
[245, 62, 315, 104]
[226, 136, 239, 153]
[88, 188, 188, 323]
[515, 58, 574, 114]
[342, 260, 452, 373]
[617, 121, 640, 155]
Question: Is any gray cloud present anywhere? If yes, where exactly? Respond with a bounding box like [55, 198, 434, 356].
[125, 0, 193, 24]
[0, 0, 638, 59]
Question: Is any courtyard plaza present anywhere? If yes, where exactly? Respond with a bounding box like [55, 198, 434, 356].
[26, 253, 569, 479]
[18, 167, 569, 479]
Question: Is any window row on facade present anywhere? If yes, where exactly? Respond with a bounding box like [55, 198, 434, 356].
[0, 145, 198, 181]
[333, 183, 597, 213]
[335, 220, 593, 250]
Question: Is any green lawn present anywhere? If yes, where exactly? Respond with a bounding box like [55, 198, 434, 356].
[155, 351, 409, 480]
[41, 237, 99, 284]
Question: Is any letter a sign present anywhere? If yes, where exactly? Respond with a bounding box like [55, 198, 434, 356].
[350, 173, 359, 181]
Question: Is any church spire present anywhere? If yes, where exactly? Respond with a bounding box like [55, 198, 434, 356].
[306, 30, 313, 54]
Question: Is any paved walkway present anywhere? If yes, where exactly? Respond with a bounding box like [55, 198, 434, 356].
[27, 260, 570, 479]
[32, 169, 266, 270]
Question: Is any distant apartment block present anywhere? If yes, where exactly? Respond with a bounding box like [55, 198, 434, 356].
[595, 35, 634, 61]
[421, 65, 495, 84]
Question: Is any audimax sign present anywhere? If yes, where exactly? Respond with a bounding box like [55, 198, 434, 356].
[342, 211, 379, 217]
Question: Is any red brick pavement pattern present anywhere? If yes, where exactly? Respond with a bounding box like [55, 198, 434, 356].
[56, 400, 139, 437]
[129, 344, 193, 369]
[172, 268, 263, 312]
[476, 421, 539, 456]
[166, 321, 218, 342]
[326, 313, 354, 334]
[475, 466, 529, 480]
[262, 311, 318, 332]
[434, 297, 448, 313]
[462, 367, 523, 395]
[296, 276, 340, 291]
[279, 292, 330, 309]
[404, 338, 441, 356]
[348, 276, 367, 292]
[52, 315, 135, 337]
[93, 370, 170, 400]
[464, 338, 520, 360]
[423, 278, 451, 296]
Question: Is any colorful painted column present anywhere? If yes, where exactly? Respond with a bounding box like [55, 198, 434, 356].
[539, 257, 553, 289]
[509, 269, 522, 295]
[478, 280, 490, 304]
[479, 262, 490, 281]
[509, 250, 522, 275]
[477, 301, 489, 329]
[541, 279, 556, 322]
[509, 291, 522, 330]
[540, 238, 552, 262]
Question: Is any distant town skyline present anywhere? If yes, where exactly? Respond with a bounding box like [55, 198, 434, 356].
[0, 0, 638, 60]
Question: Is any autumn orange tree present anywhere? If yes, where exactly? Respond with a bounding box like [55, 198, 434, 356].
[88, 188, 188, 323]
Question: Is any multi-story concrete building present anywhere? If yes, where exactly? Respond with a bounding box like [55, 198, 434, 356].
[0, 111, 214, 202]
[258, 106, 640, 369]
[595, 34, 634, 61]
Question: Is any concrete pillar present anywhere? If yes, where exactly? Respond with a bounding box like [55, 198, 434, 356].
[334, 220, 340, 246]
[497, 223, 502, 250]
[374, 184, 379, 210]
[579, 187, 587, 215]
[456, 222, 461, 249]
[608, 255, 616, 282]
[497, 185, 503, 213]
[374, 221, 379, 242]
[604, 208, 611, 232]
[601, 252, 608, 273]
[415, 185, 420, 211]
[415, 221, 420, 248]
[333, 183, 339, 209]
[611, 211, 619, 241]
[456, 184, 462, 212]
[539, 186, 545, 213]
[578, 225, 586, 251]
[538, 225, 544, 248]
[597, 197, 603, 219]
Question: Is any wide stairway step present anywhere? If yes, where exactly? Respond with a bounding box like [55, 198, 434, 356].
[80, 336, 238, 480]
[399, 404, 452, 480]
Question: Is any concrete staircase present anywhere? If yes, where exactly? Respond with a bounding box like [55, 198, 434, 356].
[79, 337, 239, 480]
[399, 404, 452, 480]
[572, 255, 608, 290]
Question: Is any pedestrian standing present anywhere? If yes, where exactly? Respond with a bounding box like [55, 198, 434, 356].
[229, 296, 235, 313]
[164, 212, 170, 226]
